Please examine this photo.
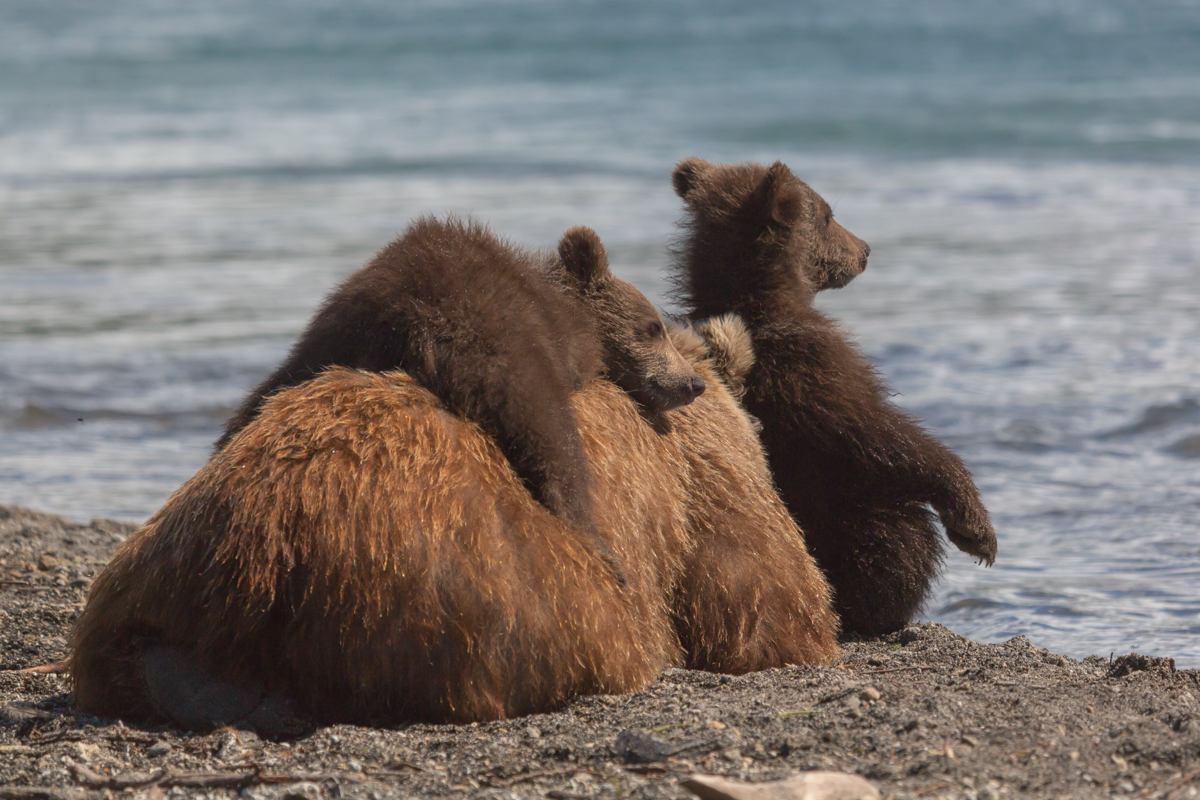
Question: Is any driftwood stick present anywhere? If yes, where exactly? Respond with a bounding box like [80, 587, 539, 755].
[68, 760, 364, 792]
[68, 760, 165, 789]
[14, 661, 67, 675]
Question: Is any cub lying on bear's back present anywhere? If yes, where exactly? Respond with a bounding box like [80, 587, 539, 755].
[218, 217, 703, 586]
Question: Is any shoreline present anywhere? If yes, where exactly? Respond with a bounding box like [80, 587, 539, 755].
[2, 504, 1197, 799]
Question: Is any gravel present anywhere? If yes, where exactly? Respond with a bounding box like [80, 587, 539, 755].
[2, 504, 1198, 799]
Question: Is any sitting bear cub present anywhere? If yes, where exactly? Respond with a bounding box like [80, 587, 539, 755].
[218, 217, 704, 586]
[670, 157, 998, 636]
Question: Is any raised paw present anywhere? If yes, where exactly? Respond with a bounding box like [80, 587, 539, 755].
[940, 509, 998, 566]
[946, 521, 998, 565]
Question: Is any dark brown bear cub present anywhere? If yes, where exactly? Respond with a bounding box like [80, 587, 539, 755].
[218, 217, 702, 585]
[670, 157, 998, 636]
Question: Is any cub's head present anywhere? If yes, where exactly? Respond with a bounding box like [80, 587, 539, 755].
[670, 157, 871, 316]
[557, 226, 705, 415]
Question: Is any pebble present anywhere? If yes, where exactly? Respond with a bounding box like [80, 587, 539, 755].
[281, 782, 321, 800]
[216, 732, 243, 761]
[72, 742, 100, 762]
[37, 554, 59, 571]
[858, 687, 881, 702]
[146, 741, 172, 758]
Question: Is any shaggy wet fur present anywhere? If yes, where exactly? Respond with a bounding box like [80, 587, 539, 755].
[217, 218, 702, 586]
[670, 157, 998, 637]
[69, 327, 838, 728]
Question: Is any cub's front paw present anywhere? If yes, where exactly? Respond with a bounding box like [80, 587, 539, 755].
[940, 509, 997, 566]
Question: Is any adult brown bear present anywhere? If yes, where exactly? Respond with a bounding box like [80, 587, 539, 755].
[670, 157, 998, 637]
[217, 219, 705, 587]
[69, 247, 837, 731]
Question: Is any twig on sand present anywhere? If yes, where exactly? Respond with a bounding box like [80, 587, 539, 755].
[487, 766, 604, 787]
[1167, 767, 1200, 800]
[14, 661, 67, 675]
[68, 761, 166, 790]
[67, 760, 364, 792]
[915, 781, 951, 796]
[0, 786, 88, 800]
[861, 666, 937, 675]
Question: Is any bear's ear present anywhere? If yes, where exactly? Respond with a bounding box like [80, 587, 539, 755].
[759, 161, 804, 226]
[672, 157, 714, 200]
[557, 226, 611, 288]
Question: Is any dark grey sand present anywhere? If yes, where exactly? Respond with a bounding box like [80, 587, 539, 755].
[2, 504, 1198, 800]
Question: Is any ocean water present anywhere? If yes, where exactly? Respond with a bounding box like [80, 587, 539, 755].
[1, 1, 1197, 664]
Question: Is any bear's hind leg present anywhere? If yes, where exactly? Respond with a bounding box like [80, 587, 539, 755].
[810, 505, 944, 638]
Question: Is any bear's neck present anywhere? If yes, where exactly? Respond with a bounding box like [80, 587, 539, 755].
[685, 259, 814, 324]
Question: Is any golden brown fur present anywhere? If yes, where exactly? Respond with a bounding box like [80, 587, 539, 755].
[214, 220, 703, 589]
[70, 335, 837, 727]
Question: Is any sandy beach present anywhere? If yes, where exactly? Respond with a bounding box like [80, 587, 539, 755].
[1, 504, 1197, 800]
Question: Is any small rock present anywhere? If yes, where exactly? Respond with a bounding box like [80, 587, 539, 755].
[216, 731, 243, 761]
[37, 554, 59, 571]
[858, 687, 881, 702]
[960, 734, 979, 747]
[682, 771, 881, 800]
[615, 729, 703, 763]
[523, 725, 541, 739]
[72, 742, 101, 762]
[146, 740, 172, 758]
[723, 748, 742, 762]
[281, 782, 321, 800]
[707, 720, 727, 730]
[844, 695, 861, 710]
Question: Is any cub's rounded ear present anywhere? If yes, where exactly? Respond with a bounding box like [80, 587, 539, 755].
[557, 226, 610, 287]
[760, 161, 804, 226]
[671, 157, 715, 200]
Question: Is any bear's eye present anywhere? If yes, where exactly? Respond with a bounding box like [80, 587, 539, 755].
[646, 320, 664, 339]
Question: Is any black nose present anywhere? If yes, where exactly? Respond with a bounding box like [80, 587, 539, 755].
[863, 242, 871, 257]
[690, 375, 706, 398]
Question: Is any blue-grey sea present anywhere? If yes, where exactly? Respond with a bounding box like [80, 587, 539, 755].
[1, 1, 1197, 664]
